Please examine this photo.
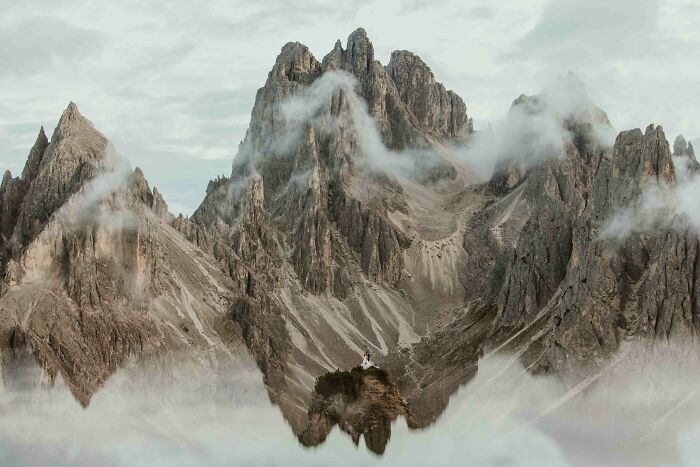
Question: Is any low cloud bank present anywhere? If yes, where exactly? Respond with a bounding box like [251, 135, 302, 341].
[3, 341, 700, 466]
[278, 71, 616, 184]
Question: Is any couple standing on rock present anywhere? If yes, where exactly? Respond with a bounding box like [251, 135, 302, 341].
[361, 350, 376, 370]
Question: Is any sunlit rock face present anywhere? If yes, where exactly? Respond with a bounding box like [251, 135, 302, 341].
[299, 367, 416, 455]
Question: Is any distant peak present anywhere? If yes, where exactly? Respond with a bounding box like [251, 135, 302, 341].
[65, 101, 80, 116]
[35, 126, 48, 145]
[347, 27, 372, 50]
[271, 42, 320, 83]
[390, 49, 418, 60]
[20, 126, 50, 182]
[349, 27, 368, 39]
[279, 41, 309, 57]
[57, 101, 87, 131]
[345, 27, 374, 74]
[673, 134, 693, 158]
[387, 50, 431, 75]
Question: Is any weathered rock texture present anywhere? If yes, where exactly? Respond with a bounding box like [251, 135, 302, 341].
[395, 77, 700, 427]
[2, 28, 697, 457]
[177, 28, 480, 431]
[299, 367, 416, 454]
[673, 134, 699, 175]
[0, 103, 249, 404]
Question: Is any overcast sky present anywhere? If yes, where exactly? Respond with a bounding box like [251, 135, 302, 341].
[1, 0, 698, 215]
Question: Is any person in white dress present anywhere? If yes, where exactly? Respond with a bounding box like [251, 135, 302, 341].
[361, 351, 375, 370]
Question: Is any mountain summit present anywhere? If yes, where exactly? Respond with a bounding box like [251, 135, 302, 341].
[2, 29, 699, 450]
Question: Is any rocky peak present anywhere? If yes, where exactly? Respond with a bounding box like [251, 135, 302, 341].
[643, 124, 675, 184]
[20, 127, 49, 183]
[345, 27, 374, 76]
[386, 50, 471, 140]
[270, 42, 321, 85]
[150, 187, 170, 218]
[673, 134, 688, 156]
[130, 167, 153, 205]
[489, 75, 612, 194]
[321, 39, 344, 69]
[672, 134, 699, 175]
[10, 102, 107, 250]
[1, 171, 11, 188]
[54, 102, 90, 137]
[127, 167, 171, 219]
[0, 171, 24, 244]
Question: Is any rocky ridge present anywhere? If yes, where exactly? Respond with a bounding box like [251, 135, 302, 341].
[0, 103, 249, 403]
[2, 28, 699, 455]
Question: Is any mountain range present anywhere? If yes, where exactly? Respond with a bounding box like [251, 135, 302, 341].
[2, 28, 699, 442]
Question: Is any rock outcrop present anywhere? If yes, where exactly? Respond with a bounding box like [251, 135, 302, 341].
[672, 134, 699, 176]
[299, 367, 416, 454]
[386, 50, 472, 141]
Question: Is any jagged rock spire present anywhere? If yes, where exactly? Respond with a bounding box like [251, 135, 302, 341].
[10, 102, 107, 248]
[346, 27, 374, 76]
[386, 49, 471, 140]
[20, 126, 49, 183]
[269, 42, 321, 84]
[673, 134, 688, 156]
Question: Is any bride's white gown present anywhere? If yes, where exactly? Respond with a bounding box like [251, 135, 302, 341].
[361, 356, 375, 370]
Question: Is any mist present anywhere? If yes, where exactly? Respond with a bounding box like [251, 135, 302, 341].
[3, 341, 700, 466]
[277, 70, 619, 186]
[601, 160, 700, 241]
[456, 73, 617, 179]
[278, 71, 436, 177]
[55, 142, 137, 230]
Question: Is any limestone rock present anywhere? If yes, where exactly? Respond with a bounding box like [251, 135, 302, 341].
[386, 50, 471, 141]
[299, 367, 416, 454]
[0, 103, 248, 405]
[673, 134, 700, 175]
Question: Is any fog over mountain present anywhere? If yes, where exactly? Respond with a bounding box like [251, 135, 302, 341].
[2, 2, 700, 467]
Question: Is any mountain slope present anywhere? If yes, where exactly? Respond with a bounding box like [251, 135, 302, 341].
[172, 28, 484, 430]
[0, 104, 249, 403]
[3, 28, 699, 447]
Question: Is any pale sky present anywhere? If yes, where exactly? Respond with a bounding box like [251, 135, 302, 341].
[1, 0, 699, 215]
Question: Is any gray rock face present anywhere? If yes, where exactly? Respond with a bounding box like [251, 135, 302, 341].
[1, 103, 248, 405]
[547, 125, 683, 377]
[10, 103, 107, 251]
[386, 50, 471, 141]
[674, 134, 689, 156]
[4, 28, 698, 450]
[0, 128, 49, 252]
[673, 134, 699, 175]
[492, 81, 612, 330]
[395, 88, 700, 428]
